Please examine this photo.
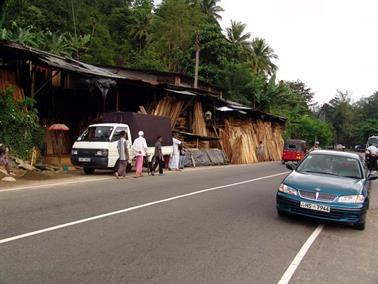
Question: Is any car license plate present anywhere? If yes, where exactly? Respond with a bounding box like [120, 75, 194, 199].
[300, 202, 330, 213]
[78, 157, 91, 162]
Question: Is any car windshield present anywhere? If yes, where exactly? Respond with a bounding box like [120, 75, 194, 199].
[297, 154, 362, 179]
[78, 126, 113, 142]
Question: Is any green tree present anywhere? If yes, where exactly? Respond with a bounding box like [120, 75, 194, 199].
[351, 91, 378, 144]
[0, 88, 43, 159]
[149, 0, 202, 72]
[249, 37, 278, 76]
[128, 4, 152, 54]
[226, 20, 251, 50]
[324, 91, 354, 146]
[189, 0, 224, 23]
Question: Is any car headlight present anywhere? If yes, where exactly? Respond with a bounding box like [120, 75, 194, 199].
[95, 150, 108, 157]
[278, 184, 298, 195]
[337, 195, 365, 203]
[71, 149, 78, 155]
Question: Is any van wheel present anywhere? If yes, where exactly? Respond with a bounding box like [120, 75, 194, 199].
[83, 167, 95, 175]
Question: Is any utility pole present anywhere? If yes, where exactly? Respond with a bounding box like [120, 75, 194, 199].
[71, 0, 77, 40]
[194, 32, 200, 89]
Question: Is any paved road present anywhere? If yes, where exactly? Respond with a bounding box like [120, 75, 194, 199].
[0, 163, 377, 283]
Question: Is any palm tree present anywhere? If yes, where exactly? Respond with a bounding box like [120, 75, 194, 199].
[129, 8, 151, 54]
[226, 20, 251, 49]
[189, 0, 224, 21]
[249, 37, 278, 76]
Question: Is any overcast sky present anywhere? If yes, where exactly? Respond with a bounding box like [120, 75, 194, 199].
[219, 0, 378, 103]
[153, 0, 378, 103]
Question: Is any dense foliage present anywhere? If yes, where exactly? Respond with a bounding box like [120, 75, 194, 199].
[1, 0, 377, 149]
[0, 88, 44, 159]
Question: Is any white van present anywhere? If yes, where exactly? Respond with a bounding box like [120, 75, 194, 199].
[71, 113, 173, 174]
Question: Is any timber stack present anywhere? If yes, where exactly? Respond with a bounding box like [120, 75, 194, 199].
[219, 118, 284, 164]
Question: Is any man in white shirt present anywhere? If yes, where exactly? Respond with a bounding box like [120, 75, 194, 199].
[132, 130, 148, 177]
[366, 143, 378, 171]
[367, 144, 378, 155]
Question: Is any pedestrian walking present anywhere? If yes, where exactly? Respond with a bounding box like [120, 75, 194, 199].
[169, 136, 182, 170]
[115, 131, 129, 179]
[0, 143, 13, 175]
[132, 130, 148, 178]
[149, 136, 164, 176]
[257, 141, 264, 162]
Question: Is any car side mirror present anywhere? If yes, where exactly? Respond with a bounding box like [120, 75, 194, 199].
[286, 162, 296, 171]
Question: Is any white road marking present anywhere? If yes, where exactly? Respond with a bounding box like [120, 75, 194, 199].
[0, 177, 113, 192]
[278, 224, 324, 284]
[0, 172, 287, 244]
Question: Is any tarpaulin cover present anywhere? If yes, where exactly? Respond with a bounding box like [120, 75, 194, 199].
[180, 149, 228, 167]
[102, 112, 173, 146]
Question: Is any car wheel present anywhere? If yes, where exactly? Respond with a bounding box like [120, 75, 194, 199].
[83, 167, 95, 175]
[354, 222, 365, 230]
[281, 160, 285, 165]
[277, 209, 288, 217]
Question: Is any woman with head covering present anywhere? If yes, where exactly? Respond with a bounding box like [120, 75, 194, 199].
[132, 130, 148, 177]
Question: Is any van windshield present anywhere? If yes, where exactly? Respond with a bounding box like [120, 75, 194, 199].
[78, 126, 113, 142]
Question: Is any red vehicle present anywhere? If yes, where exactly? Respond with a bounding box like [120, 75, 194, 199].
[282, 139, 307, 164]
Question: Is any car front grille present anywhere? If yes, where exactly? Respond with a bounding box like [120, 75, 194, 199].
[298, 190, 337, 202]
[77, 149, 97, 157]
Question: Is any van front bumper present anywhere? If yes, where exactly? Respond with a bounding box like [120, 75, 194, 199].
[71, 156, 109, 169]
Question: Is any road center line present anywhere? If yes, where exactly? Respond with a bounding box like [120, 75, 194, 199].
[277, 224, 324, 284]
[0, 172, 287, 245]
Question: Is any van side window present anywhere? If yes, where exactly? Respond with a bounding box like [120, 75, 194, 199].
[111, 127, 128, 142]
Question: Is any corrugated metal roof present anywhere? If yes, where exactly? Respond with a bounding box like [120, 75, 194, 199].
[165, 88, 197, 96]
[1, 40, 123, 79]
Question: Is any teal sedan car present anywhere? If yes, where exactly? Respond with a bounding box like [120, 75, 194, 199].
[276, 150, 377, 230]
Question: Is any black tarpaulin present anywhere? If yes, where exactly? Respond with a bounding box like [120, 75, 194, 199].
[102, 112, 173, 146]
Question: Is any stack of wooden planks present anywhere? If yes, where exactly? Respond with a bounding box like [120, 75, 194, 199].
[149, 96, 184, 128]
[0, 70, 25, 101]
[219, 118, 284, 164]
[192, 100, 207, 136]
[192, 100, 209, 148]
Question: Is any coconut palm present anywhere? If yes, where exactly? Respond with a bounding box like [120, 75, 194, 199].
[189, 0, 224, 21]
[129, 8, 151, 54]
[226, 20, 251, 49]
[249, 37, 278, 76]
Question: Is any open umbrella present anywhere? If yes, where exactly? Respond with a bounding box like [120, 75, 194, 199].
[48, 123, 70, 166]
[48, 124, 70, 131]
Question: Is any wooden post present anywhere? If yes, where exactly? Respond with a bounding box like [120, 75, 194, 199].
[31, 70, 36, 98]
